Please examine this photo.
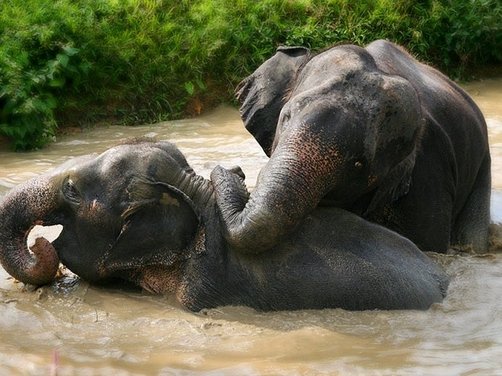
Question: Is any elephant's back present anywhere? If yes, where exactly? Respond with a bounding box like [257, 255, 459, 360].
[366, 40, 489, 215]
[305, 208, 449, 306]
[247, 208, 449, 311]
[366, 40, 487, 137]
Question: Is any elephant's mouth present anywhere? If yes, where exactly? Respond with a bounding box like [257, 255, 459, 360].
[27, 224, 64, 248]
[132, 264, 181, 294]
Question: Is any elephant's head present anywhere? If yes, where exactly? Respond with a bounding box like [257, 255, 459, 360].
[0, 140, 211, 287]
[213, 44, 425, 253]
[235, 46, 310, 157]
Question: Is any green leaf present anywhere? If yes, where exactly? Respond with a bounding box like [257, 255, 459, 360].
[44, 96, 58, 109]
[62, 46, 79, 56]
[196, 79, 206, 90]
[184, 81, 195, 95]
[49, 77, 66, 87]
[56, 53, 69, 68]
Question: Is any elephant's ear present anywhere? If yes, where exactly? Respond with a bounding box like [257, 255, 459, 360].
[101, 178, 202, 273]
[364, 74, 424, 215]
[236, 46, 310, 157]
[365, 149, 416, 215]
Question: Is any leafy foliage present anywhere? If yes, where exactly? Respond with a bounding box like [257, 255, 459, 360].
[0, 0, 500, 150]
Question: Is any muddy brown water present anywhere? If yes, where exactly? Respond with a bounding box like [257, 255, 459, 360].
[0, 78, 502, 375]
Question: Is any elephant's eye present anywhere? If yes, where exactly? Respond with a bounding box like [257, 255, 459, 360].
[62, 178, 81, 205]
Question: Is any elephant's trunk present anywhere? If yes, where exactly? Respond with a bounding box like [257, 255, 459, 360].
[0, 177, 60, 285]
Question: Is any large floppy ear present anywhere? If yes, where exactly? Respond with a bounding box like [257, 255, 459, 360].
[236, 46, 310, 157]
[101, 177, 201, 273]
[364, 74, 424, 215]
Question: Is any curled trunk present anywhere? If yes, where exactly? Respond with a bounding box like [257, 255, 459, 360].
[0, 177, 60, 285]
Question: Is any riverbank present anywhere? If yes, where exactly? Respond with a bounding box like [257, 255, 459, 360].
[1, 0, 501, 150]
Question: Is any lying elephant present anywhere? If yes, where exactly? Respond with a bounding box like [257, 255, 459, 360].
[212, 40, 491, 254]
[0, 140, 448, 311]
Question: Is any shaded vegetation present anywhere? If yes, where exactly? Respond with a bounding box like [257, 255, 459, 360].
[1, 0, 501, 150]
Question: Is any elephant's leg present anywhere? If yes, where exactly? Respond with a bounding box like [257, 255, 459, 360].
[451, 154, 491, 252]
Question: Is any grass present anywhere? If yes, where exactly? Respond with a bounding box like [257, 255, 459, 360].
[0, 0, 501, 150]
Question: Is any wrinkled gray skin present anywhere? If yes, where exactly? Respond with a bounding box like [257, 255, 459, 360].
[0, 141, 448, 311]
[211, 40, 491, 254]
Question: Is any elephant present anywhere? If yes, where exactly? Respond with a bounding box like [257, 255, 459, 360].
[0, 140, 448, 311]
[211, 40, 491, 255]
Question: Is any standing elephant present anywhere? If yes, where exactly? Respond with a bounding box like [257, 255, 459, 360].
[211, 40, 490, 254]
[0, 140, 448, 311]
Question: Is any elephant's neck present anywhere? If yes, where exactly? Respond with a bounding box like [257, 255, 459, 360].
[172, 173, 231, 310]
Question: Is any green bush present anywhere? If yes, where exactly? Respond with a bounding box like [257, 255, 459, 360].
[419, 0, 502, 76]
[0, 0, 90, 150]
[0, 0, 500, 150]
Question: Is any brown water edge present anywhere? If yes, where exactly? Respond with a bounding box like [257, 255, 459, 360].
[0, 78, 501, 375]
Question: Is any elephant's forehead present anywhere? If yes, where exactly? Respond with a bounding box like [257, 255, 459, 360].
[312, 49, 364, 70]
[300, 47, 366, 83]
[52, 154, 98, 174]
[94, 145, 164, 174]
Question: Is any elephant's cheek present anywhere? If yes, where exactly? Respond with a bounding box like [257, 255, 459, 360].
[136, 265, 181, 295]
[368, 175, 378, 188]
